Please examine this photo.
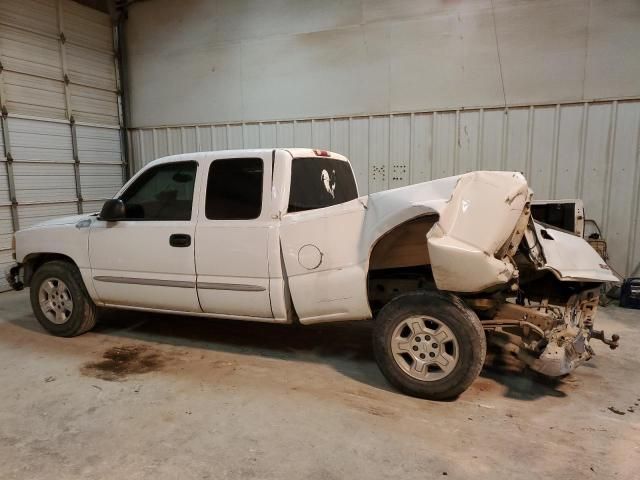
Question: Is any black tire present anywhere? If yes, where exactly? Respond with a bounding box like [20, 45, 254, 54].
[372, 291, 486, 400]
[30, 260, 97, 337]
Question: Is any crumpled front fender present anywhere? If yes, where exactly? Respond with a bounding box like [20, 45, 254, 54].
[427, 171, 531, 292]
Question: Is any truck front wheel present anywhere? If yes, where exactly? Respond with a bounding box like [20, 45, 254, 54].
[30, 260, 97, 337]
[373, 291, 486, 400]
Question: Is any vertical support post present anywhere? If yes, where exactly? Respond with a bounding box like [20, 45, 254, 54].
[0, 114, 19, 232]
[70, 118, 83, 214]
[114, 13, 131, 180]
[57, 0, 82, 214]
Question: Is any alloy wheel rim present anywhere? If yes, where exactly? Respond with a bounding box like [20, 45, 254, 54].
[390, 315, 459, 381]
[38, 277, 74, 325]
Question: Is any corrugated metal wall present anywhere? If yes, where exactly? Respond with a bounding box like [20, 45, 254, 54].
[129, 99, 640, 278]
[0, 0, 126, 289]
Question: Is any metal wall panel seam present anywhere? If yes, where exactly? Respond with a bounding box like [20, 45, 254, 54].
[70, 119, 83, 214]
[139, 129, 146, 165]
[431, 112, 436, 180]
[112, 21, 129, 182]
[152, 128, 158, 158]
[180, 126, 186, 152]
[577, 103, 589, 198]
[164, 128, 172, 155]
[474, 110, 481, 171]
[5, 113, 120, 130]
[386, 114, 391, 190]
[13, 199, 79, 206]
[309, 119, 313, 149]
[346, 117, 351, 158]
[550, 104, 561, 198]
[366, 116, 371, 189]
[57, 0, 82, 214]
[626, 112, 640, 275]
[454, 110, 460, 174]
[0, 115, 19, 231]
[195, 125, 201, 151]
[329, 118, 334, 150]
[477, 109, 484, 169]
[56, 0, 73, 122]
[408, 113, 414, 183]
[501, 108, 509, 171]
[602, 101, 618, 235]
[225, 124, 231, 149]
[525, 106, 534, 184]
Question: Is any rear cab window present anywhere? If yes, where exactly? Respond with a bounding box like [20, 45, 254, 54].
[288, 157, 358, 212]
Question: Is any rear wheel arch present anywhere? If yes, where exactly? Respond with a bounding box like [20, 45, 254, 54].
[366, 213, 440, 313]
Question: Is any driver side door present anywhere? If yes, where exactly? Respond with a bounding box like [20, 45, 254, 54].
[89, 160, 202, 312]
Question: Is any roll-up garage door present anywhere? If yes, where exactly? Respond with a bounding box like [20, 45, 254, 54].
[0, 0, 126, 290]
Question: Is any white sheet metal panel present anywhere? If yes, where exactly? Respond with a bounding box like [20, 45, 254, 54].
[0, 0, 59, 37]
[0, 25, 62, 80]
[66, 43, 117, 91]
[2, 72, 67, 120]
[61, 0, 113, 53]
[8, 117, 73, 162]
[9, 119, 76, 209]
[76, 124, 123, 205]
[127, 0, 640, 127]
[129, 99, 640, 277]
[79, 164, 122, 201]
[69, 84, 119, 126]
[76, 125, 122, 164]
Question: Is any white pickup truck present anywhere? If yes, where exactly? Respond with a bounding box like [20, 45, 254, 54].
[7, 148, 619, 400]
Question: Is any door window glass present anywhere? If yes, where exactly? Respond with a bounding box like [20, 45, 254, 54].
[120, 161, 197, 220]
[205, 158, 263, 220]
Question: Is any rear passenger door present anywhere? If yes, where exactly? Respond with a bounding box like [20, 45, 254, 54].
[195, 154, 274, 319]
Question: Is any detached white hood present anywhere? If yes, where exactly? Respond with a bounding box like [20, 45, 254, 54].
[532, 222, 619, 283]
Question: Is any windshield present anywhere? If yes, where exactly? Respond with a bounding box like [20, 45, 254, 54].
[288, 157, 358, 212]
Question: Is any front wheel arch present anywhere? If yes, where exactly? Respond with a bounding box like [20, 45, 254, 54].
[29, 260, 97, 337]
[22, 253, 79, 287]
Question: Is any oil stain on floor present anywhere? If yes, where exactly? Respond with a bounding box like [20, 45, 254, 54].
[81, 345, 167, 381]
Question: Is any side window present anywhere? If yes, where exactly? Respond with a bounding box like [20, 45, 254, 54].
[120, 161, 197, 221]
[206, 158, 263, 220]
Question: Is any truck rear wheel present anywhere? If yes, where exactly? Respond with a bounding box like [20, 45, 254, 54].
[373, 291, 486, 400]
[30, 260, 97, 337]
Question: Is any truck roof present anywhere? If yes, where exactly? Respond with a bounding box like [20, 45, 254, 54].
[145, 148, 349, 168]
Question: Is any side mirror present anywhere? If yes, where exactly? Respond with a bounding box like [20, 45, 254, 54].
[100, 199, 126, 222]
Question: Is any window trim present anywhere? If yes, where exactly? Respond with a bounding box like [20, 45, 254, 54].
[204, 157, 265, 221]
[117, 160, 198, 222]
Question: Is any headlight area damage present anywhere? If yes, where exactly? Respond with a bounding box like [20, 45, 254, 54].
[426, 172, 620, 377]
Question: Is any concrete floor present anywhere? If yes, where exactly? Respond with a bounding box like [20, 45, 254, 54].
[0, 290, 638, 480]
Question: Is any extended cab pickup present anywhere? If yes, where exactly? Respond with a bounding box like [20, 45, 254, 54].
[7, 148, 620, 399]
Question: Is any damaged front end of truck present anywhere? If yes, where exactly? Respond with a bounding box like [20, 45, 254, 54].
[425, 172, 621, 377]
[473, 220, 620, 377]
